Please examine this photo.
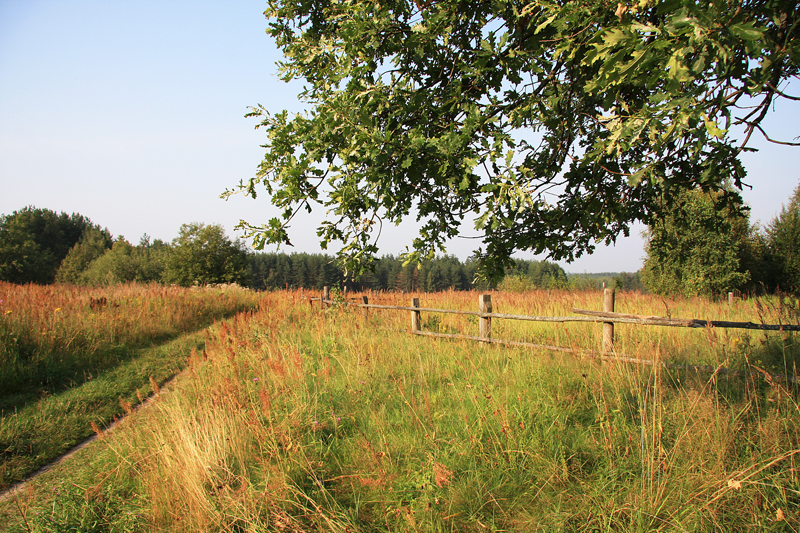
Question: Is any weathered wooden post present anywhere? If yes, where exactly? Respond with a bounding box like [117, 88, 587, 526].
[479, 294, 492, 339]
[362, 295, 369, 319]
[322, 286, 330, 309]
[728, 292, 734, 306]
[603, 288, 615, 353]
[411, 297, 421, 332]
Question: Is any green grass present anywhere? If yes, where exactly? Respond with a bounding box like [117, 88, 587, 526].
[2, 289, 799, 532]
[0, 332, 204, 487]
[0, 282, 261, 488]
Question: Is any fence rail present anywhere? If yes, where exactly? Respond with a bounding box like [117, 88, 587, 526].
[574, 309, 800, 331]
[309, 287, 798, 384]
[312, 295, 800, 331]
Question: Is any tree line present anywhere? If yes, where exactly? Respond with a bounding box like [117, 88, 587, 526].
[249, 252, 574, 292]
[0, 207, 248, 288]
[0, 206, 580, 292]
[642, 183, 800, 298]
[6, 187, 796, 298]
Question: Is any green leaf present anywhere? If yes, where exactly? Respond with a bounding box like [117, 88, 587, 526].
[728, 22, 763, 42]
[666, 52, 691, 83]
[703, 115, 726, 139]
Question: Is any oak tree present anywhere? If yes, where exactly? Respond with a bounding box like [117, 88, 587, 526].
[229, 0, 800, 279]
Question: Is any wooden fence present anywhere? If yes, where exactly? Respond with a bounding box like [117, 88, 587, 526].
[310, 287, 799, 384]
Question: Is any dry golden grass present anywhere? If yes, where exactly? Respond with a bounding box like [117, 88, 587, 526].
[5, 288, 799, 532]
[0, 281, 261, 488]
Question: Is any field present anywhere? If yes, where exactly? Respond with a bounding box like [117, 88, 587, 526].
[0, 281, 262, 487]
[1, 287, 799, 532]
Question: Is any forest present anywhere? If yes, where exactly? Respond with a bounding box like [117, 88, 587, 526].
[0, 206, 637, 293]
[4, 181, 800, 298]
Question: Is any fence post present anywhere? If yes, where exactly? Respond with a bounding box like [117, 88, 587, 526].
[362, 295, 369, 319]
[603, 288, 615, 353]
[479, 294, 492, 339]
[728, 292, 734, 306]
[411, 298, 421, 332]
[322, 286, 329, 309]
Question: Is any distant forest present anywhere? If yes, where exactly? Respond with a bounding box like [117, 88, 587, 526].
[0, 206, 646, 293]
[248, 252, 646, 293]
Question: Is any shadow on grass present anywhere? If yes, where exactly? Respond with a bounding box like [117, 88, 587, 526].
[0, 326, 211, 489]
[0, 309, 245, 416]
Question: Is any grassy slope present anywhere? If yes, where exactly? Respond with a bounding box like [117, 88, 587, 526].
[2, 289, 799, 532]
[0, 282, 261, 488]
[0, 332, 203, 486]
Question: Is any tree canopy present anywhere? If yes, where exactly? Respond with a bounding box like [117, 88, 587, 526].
[642, 188, 759, 297]
[55, 226, 114, 284]
[165, 223, 249, 287]
[0, 207, 99, 284]
[768, 182, 800, 293]
[228, 0, 799, 279]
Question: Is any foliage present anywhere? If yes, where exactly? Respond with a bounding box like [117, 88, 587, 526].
[55, 226, 113, 284]
[229, 0, 800, 280]
[504, 258, 568, 290]
[79, 238, 140, 286]
[0, 207, 97, 284]
[568, 271, 647, 292]
[643, 188, 759, 297]
[768, 182, 800, 294]
[496, 273, 537, 292]
[164, 223, 249, 287]
[79, 236, 169, 286]
[249, 252, 499, 291]
[131, 235, 171, 283]
[249, 251, 344, 290]
[252, 252, 654, 293]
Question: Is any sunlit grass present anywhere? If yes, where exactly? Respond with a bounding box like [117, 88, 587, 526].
[0, 282, 259, 400]
[3, 288, 799, 532]
[0, 282, 261, 487]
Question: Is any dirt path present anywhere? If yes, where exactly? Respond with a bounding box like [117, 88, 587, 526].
[0, 374, 179, 504]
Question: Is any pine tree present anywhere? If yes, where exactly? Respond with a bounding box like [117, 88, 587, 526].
[768, 184, 800, 294]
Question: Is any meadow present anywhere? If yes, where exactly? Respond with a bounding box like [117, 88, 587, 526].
[0, 281, 262, 487]
[2, 288, 799, 532]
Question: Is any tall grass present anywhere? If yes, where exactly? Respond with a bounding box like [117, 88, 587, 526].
[0, 282, 261, 488]
[6, 289, 800, 532]
[0, 281, 258, 400]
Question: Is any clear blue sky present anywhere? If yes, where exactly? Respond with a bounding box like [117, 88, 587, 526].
[1, 1, 798, 273]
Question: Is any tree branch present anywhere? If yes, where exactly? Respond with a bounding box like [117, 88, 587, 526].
[754, 123, 800, 146]
[767, 82, 800, 101]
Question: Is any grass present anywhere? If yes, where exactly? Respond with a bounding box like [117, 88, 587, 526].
[2, 288, 799, 532]
[0, 282, 261, 487]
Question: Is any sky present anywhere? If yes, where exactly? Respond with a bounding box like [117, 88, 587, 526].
[1, 1, 798, 274]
